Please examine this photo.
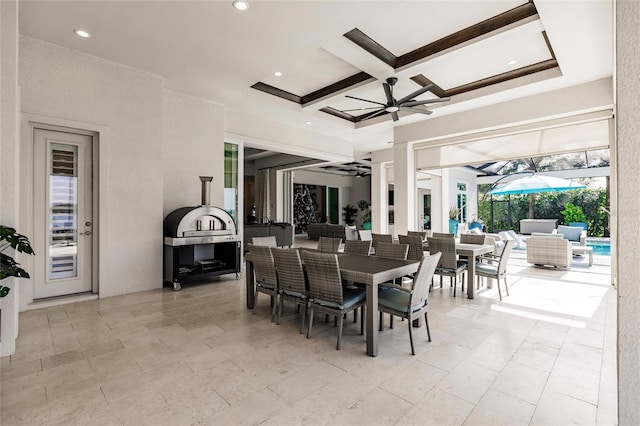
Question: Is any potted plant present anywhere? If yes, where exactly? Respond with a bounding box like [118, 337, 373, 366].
[1, 226, 35, 298]
[357, 200, 372, 230]
[561, 203, 588, 231]
[342, 204, 358, 226]
[448, 206, 460, 235]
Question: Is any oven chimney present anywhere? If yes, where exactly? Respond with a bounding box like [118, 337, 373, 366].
[199, 176, 213, 206]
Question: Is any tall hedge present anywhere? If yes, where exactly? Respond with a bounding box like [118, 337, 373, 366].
[479, 188, 608, 236]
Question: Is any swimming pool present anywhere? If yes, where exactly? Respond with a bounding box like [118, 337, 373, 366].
[587, 242, 611, 256]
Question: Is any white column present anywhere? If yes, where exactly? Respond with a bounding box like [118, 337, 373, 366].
[393, 142, 416, 237]
[370, 161, 388, 233]
[617, 1, 640, 423]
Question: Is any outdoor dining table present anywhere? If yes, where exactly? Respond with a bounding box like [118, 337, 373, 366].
[244, 250, 419, 357]
[454, 243, 495, 299]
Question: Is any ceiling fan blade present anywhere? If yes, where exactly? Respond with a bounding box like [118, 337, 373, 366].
[383, 83, 394, 104]
[401, 97, 451, 107]
[362, 108, 386, 120]
[345, 95, 386, 106]
[401, 106, 433, 115]
[341, 106, 383, 112]
[396, 83, 435, 104]
[391, 111, 399, 122]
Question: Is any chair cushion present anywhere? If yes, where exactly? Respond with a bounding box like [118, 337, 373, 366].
[282, 289, 307, 298]
[475, 262, 498, 277]
[557, 225, 583, 242]
[378, 288, 426, 313]
[436, 261, 467, 274]
[314, 288, 365, 310]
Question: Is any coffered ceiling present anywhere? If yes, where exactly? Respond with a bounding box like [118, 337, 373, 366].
[18, 0, 613, 157]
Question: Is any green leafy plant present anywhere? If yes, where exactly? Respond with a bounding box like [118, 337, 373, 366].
[1, 226, 35, 298]
[561, 203, 587, 224]
[449, 206, 460, 220]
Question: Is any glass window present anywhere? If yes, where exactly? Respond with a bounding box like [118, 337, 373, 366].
[457, 182, 467, 223]
[224, 142, 238, 223]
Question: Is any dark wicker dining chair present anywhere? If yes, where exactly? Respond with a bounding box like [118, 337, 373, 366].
[344, 240, 372, 256]
[459, 233, 486, 245]
[371, 233, 393, 253]
[398, 234, 425, 262]
[407, 230, 428, 240]
[271, 247, 308, 333]
[318, 236, 342, 253]
[302, 251, 366, 350]
[251, 236, 277, 247]
[427, 236, 467, 297]
[375, 241, 408, 260]
[247, 243, 279, 321]
[377, 252, 441, 355]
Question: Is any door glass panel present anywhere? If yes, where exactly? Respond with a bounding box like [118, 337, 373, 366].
[328, 187, 339, 224]
[49, 144, 78, 280]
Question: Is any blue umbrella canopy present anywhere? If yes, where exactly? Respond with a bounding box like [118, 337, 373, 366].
[488, 174, 586, 195]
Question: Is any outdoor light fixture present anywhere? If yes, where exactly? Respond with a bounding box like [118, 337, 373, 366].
[73, 29, 91, 38]
[232, 0, 249, 11]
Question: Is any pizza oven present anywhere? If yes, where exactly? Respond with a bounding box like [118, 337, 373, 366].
[163, 176, 241, 290]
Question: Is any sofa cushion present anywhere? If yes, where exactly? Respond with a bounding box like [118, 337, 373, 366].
[557, 225, 583, 242]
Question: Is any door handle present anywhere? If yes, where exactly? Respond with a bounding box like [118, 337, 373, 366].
[82, 231, 92, 236]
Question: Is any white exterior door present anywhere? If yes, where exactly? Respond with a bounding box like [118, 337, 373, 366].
[33, 128, 93, 299]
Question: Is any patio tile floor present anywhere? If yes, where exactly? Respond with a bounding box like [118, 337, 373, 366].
[0, 236, 616, 425]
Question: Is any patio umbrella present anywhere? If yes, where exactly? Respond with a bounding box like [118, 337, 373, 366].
[488, 174, 586, 195]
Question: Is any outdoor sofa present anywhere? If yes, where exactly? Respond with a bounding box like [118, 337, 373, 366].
[526, 233, 572, 268]
[306, 223, 358, 241]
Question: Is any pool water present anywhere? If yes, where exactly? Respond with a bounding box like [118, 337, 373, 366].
[587, 243, 611, 256]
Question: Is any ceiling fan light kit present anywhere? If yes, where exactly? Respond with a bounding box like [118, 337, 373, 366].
[345, 77, 450, 122]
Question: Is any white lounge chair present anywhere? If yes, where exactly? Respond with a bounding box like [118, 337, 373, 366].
[498, 230, 527, 249]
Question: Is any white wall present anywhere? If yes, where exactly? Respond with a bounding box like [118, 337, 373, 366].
[19, 36, 164, 299]
[162, 89, 225, 216]
[293, 170, 357, 225]
[0, 0, 20, 357]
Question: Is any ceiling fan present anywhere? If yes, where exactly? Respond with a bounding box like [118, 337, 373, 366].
[342, 77, 450, 122]
[354, 166, 368, 178]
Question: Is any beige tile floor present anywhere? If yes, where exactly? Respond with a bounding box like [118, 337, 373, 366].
[1, 239, 616, 425]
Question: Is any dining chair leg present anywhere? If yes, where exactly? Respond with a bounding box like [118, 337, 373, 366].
[252, 289, 258, 315]
[353, 309, 357, 323]
[299, 302, 306, 334]
[336, 314, 344, 350]
[360, 305, 364, 335]
[307, 306, 315, 338]
[453, 276, 457, 297]
[271, 295, 278, 322]
[379, 311, 384, 331]
[408, 319, 415, 355]
[276, 296, 283, 325]
[504, 277, 510, 296]
[390, 315, 394, 329]
[424, 312, 431, 342]
[496, 277, 503, 301]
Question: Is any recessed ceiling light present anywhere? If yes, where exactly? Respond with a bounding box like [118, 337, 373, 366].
[274, 71, 282, 77]
[232, 0, 249, 11]
[507, 59, 518, 66]
[73, 29, 91, 38]
[305, 121, 312, 125]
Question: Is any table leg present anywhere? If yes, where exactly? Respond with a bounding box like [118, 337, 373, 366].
[467, 255, 476, 299]
[246, 260, 255, 309]
[366, 284, 378, 357]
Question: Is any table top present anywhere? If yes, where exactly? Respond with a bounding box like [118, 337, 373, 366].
[246, 249, 419, 286]
[454, 243, 495, 256]
[336, 253, 419, 285]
